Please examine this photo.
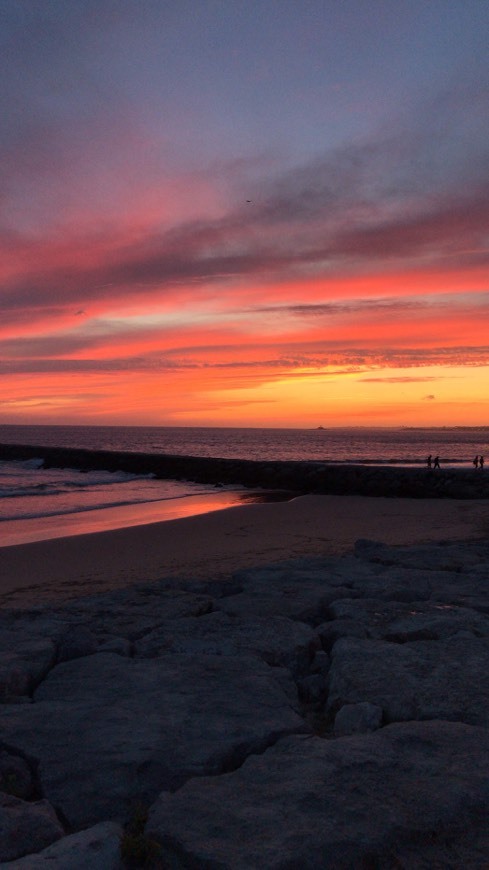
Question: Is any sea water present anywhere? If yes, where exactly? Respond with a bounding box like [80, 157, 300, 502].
[1, 425, 487, 545]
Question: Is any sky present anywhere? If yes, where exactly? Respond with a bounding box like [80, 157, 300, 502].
[1, 0, 489, 428]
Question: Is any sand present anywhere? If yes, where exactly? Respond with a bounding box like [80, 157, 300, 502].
[1, 494, 489, 608]
[0, 495, 489, 607]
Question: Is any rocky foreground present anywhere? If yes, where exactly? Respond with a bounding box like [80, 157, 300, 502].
[1, 537, 489, 868]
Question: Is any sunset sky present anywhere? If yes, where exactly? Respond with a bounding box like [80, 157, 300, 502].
[1, 0, 488, 428]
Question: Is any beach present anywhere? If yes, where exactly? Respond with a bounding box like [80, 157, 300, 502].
[2, 494, 489, 865]
[2, 493, 489, 608]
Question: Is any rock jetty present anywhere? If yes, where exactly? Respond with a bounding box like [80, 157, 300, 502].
[1, 537, 489, 866]
[1, 442, 489, 498]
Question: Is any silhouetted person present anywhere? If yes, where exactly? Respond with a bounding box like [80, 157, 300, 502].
[433, 455, 440, 468]
[480, 456, 484, 470]
[473, 456, 479, 468]
[426, 454, 432, 468]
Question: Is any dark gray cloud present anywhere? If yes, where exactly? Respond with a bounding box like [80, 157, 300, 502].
[1, 0, 488, 350]
[359, 376, 439, 383]
[254, 296, 455, 318]
[2, 343, 489, 377]
[2, 164, 488, 321]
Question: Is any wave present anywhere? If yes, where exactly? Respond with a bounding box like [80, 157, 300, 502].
[0, 489, 223, 522]
[0, 467, 157, 500]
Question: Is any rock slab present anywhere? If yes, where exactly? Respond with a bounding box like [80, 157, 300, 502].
[1, 535, 489, 866]
[147, 721, 489, 869]
[0, 652, 306, 829]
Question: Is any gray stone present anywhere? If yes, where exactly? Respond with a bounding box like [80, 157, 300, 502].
[327, 634, 489, 725]
[310, 649, 330, 675]
[334, 701, 383, 735]
[219, 561, 352, 624]
[56, 627, 99, 662]
[146, 721, 489, 869]
[134, 611, 319, 675]
[429, 575, 489, 614]
[297, 673, 327, 705]
[1, 535, 489, 866]
[0, 660, 30, 701]
[0, 794, 64, 863]
[0, 635, 56, 700]
[57, 586, 214, 640]
[354, 539, 489, 571]
[0, 752, 34, 800]
[0, 652, 307, 829]
[97, 636, 131, 656]
[1, 586, 214, 646]
[349, 565, 434, 602]
[317, 618, 368, 651]
[2, 821, 123, 869]
[325, 597, 489, 642]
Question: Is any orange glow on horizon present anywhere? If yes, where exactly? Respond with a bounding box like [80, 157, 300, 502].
[1, 217, 488, 428]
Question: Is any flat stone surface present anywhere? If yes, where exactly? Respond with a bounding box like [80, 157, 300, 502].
[354, 538, 489, 570]
[46, 585, 215, 641]
[0, 751, 34, 800]
[146, 721, 489, 870]
[2, 821, 123, 869]
[334, 701, 383, 736]
[0, 633, 56, 700]
[0, 652, 307, 829]
[0, 794, 64, 863]
[134, 611, 319, 674]
[325, 597, 489, 642]
[327, 634, 489, 725]
[2, 535, 489, 866]
[219, 560, 353, 623]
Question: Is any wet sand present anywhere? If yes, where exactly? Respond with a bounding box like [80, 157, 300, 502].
[1, 494, 489, 608]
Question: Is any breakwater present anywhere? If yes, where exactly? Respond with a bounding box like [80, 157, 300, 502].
[2, 442, 489, 499]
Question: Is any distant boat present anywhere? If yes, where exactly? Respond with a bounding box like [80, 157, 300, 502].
[316, 426, 325, 430]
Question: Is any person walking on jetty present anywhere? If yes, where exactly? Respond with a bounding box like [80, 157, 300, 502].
[426, 454, 432, 468]
[433, 456, 440, 468]
[473, 456, 479, 468]
[480, 456, 485, 469]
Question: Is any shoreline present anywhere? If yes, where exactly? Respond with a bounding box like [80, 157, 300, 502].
[0, 489, 287, 548]
[2, 493, 489, 609]
[2, 442, 489, 500]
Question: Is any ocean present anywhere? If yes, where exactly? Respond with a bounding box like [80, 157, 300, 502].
[1, 424, 488, 546]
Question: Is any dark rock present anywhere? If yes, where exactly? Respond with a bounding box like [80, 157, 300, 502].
[0, 652, 308, 829]
[0, 793, 64, 862]
[297, 673, 327, 705]
[309, 649, 330, 675]
[146, 721, 489, 869]
[0, 751, 34, 800]
[57, 587, 214, 640]
[1, 533, 489, 866]
[134, 611, 319, 676]
[56, 627, 99, 662]
[326, 597, 489, 642]
[3, 821, 123, 868]
[334, 701, 383, 736]
[0, 633, 56, 701]
[327, 634, 489, 725]
[220, 559, 352, 624]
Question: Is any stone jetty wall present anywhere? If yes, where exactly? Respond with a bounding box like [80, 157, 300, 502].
[1, 442, 489, 498]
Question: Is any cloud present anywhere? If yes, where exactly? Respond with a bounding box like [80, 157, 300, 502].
[1, 103, 489, 327]
[359, 376, 439, 383]
[2, 342, 489, 378]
